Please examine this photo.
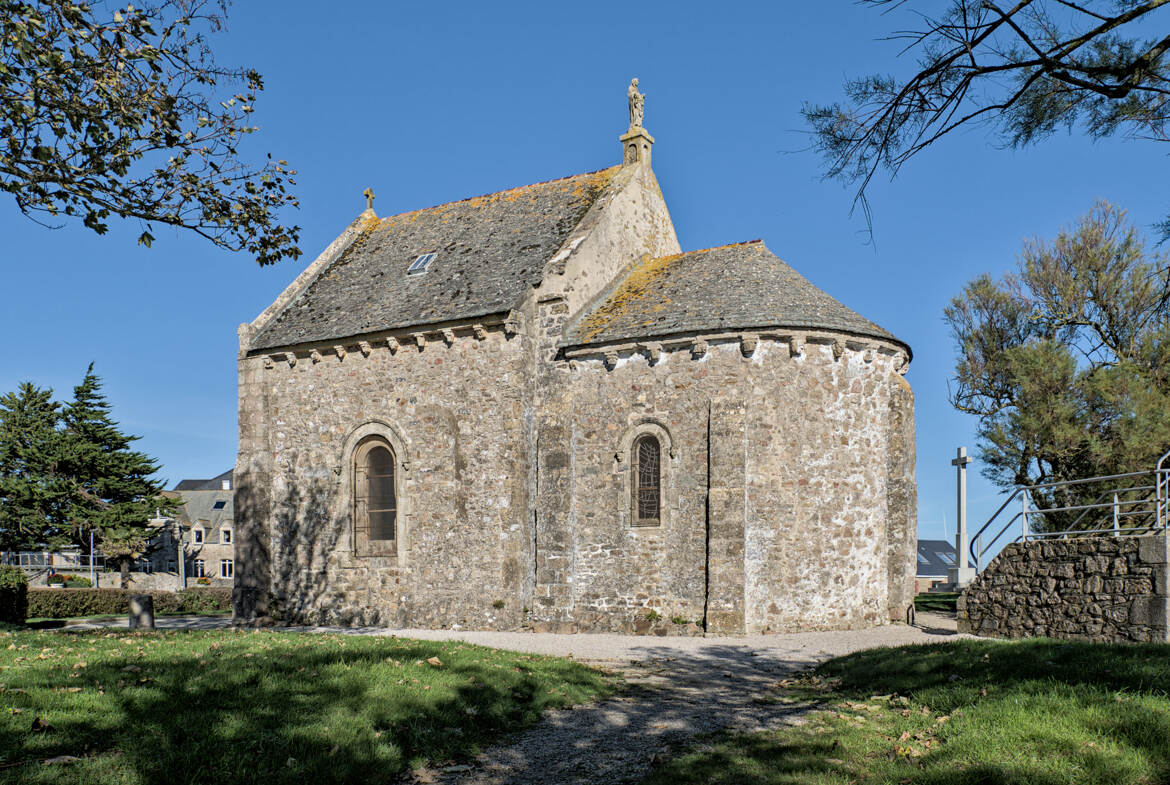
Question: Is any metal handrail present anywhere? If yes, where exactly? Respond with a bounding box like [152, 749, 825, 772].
[972, 511, 1024, 569]
[1023, 525, 1167, 540]
[1016, 469, 1151, 492]
[969, 470, 1152, 545]
[1157, 447, 1170, 528]
[1065, 485, 1155, 530]
[970, 487, 1026, 544]
[1027, 496, 1155, 517]
[969, 449, 1170, 572]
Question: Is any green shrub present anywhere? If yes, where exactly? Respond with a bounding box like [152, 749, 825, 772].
[0, 566, 29, 624]
[27, 587, 232, 619]
[63, 575, 93, 588]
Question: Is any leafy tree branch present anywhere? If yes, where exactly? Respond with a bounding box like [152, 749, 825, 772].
[0, 0, 300, 264]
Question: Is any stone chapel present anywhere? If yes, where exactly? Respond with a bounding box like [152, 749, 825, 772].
[232, 83, 917, 634]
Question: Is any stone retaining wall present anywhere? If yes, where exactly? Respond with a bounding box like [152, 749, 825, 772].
[957, 534, 1169, 643]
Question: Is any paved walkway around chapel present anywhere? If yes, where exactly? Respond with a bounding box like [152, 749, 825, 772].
[66, 611, 967, 784]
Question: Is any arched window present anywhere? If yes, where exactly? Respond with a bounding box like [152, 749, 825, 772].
[366, 445, 397, 541]
[633, 434, 661, 525]
[354, 437, 399, 556]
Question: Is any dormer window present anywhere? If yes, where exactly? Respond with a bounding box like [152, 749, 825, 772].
[222, 528, 232, 544]
[193, 527, 204, 544]
[407, 253, 436, 275]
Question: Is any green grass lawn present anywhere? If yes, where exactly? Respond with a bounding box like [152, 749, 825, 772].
[641, 639, 1170, 785]
[0, 628, 616, 783]
[913, 592, 959, 614]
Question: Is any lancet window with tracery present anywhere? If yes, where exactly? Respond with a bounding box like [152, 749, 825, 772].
[634, 434, 661, 524]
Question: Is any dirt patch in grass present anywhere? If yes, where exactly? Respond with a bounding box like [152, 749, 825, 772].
[640, 638, 1170, 785]
[0, 628, 616, 783]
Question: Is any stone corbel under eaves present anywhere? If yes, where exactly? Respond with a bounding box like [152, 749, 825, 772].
[260, 318, 506, 369]
[739, 333, 758, 358]
[562, 330, 907, 370]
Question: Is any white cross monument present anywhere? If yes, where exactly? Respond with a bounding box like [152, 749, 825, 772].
[949, 446, 977, 588]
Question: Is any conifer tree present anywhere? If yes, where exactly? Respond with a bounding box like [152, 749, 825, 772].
[0, 383, 71, 551]
[946, 203, 1170, 532]
[59, 365, 174, 587]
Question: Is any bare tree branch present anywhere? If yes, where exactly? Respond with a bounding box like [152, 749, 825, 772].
[804, 0, 1170, 238]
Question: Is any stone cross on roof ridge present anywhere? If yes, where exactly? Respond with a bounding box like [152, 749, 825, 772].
[363, 187, 375, 212]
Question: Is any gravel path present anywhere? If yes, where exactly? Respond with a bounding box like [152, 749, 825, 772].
[412, 613, 966, 785]
[65, 612, 967, 784]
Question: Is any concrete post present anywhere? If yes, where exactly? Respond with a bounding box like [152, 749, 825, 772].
[949, 447, 977, 587]
[177, 521, 186, 590]
[128, 595, 155, 629]
[1022, 492, 1029, 539]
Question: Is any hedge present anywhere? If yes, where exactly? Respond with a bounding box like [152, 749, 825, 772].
[28, 587, 232, 619]
[0, 566, 29, 624]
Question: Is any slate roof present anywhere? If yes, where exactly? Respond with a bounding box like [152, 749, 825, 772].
[174, 489, 234, 546]
[917, 539, 957, 578]
[173, 469, 233, 491]
[561, 241, 905, 350]
[249, 167, 623, 351]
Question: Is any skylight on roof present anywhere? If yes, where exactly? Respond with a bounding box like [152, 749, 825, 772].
[212, 501, 226, 510]
[408, 253, 437, 275]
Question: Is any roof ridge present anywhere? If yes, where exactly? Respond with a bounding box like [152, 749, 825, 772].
[372, 165, 623, 225]
[649, 239, 764, 263]
[560, 240, 908, 352]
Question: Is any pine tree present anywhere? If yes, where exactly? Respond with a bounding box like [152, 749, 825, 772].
[0, 383, 71, 551]
[60, 365, 175, 588]
[946, 203, 1170, 532]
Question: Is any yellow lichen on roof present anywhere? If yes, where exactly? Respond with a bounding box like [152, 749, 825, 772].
[573, 241, 765, 344]
[576, 251, 689, 343]
[368, 165, 621, 231]
[355, 211, 382, 234]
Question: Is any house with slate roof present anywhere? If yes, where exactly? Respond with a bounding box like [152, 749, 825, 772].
[140, 472, 237, 586]
[916, 538, 958, 593]
[232, 88, 917, 634]
[170, 473, 236, 586]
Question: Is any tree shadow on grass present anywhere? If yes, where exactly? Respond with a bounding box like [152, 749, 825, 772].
[819, 638, 1170, 701]
[630, 638, 1170, 785]
[812, 639, 1170, 785]
[0, 631, 613, 784]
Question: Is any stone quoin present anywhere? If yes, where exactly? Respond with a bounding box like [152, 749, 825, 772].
[231, 83, 917, 634]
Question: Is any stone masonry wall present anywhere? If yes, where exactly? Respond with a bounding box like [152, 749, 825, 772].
[236, 321, 534, 629]
[958, 535, 1169, 643]
[554, 336, 911, 634]
[235, 324, 913, 633]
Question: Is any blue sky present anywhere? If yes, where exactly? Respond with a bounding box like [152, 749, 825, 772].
[0, 1, 1165, 550]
